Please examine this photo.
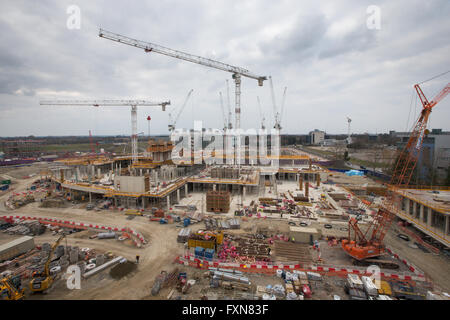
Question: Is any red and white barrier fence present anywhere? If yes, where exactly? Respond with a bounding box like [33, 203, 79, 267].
[385, 247, 425, 277]
[177, 253, 426, 282]
[1, 215, 146, 247]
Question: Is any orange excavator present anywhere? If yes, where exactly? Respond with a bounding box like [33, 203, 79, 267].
[342, 81, 449, 263]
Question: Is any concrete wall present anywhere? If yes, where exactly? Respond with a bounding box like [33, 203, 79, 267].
[114, 175, 147, 193]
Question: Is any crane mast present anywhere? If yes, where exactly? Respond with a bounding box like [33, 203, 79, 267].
[99, 29, 267, 165]
[226, 80, 232, 130]
[269, 76, 286, 130]
[40, 99, 170, 164]
[257, 96, 266, 130]
[342, 82, 450, 260]
[219, 92, 227, 131]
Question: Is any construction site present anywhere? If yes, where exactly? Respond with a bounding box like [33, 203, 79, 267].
[1, 10, 450, 304]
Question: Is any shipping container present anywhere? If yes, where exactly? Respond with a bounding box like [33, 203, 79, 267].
[0, 236, 35, 262]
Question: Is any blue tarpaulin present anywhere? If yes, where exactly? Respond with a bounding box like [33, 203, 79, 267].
[345, 170, 364, 176]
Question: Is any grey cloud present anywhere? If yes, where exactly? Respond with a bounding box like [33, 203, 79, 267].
[0, 0, 449, 136]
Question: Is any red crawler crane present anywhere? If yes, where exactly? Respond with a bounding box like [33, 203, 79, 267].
[342, 82, 449, 261]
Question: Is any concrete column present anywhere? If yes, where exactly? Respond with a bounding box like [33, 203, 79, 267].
[185, 184, 188, 196]
[445, 215, 449, 235]
[177, 189, 180, 203]
[243, 186, 246, 200]
[292, 160, 294, 166]
[76, 167, 80, 182]
[213, 184, 216, 191]
[167, 196, 170, 209]
[427, 207, 432, 227]
[140, 169, 143, 176]
[89, 192, 92, 203]
[419, 204, 424, 222]
[141, 197, 145, 209]
[406, 198, 410, 214]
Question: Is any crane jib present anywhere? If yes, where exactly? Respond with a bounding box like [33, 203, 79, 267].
[99, 29, 266, 82]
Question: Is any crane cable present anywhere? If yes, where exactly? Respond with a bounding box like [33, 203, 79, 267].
[417, 70, 450, 85]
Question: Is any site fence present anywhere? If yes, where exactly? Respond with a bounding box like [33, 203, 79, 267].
[176, 252, 426, 282]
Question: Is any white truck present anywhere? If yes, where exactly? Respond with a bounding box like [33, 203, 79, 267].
[361, 276, 379, 297]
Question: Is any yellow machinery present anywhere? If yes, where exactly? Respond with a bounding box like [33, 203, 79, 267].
[187, 231, 223, 250]
[29, 235, 65, 293]
[376, 280, 392, 296]
[125, 209, 143, 216]
[1, 275, 25, 300]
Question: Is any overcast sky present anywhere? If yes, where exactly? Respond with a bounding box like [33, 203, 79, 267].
[0, 0, 449, 137]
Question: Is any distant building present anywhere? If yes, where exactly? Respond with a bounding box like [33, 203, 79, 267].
[309, 130, 325, 145]
[391, 129, 450, 183]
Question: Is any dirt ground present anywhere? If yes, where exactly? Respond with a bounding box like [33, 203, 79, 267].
[1, 162, 449, 299]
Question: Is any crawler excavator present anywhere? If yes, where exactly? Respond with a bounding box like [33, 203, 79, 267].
[29, 234, 66, 293]
[341, 81, 449, 268]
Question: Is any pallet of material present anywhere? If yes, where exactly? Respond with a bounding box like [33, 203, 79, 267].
[206, 191, 230, 213]
[274, 241, 312, 262]
[285, 283, 294, 294]
[177, 228, 191, 243]
[296, 201, 312, 207]
[329, 193, 348, 201]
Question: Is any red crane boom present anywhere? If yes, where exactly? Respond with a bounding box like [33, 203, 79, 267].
[342, 82, 449, 260]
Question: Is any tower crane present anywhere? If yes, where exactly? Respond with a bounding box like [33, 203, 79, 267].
[168, 89, 193, 133]
[269, 76, 287, 130]
[219, 92, 228, 131]
[40, 99, 170, 164]
[257, 96, 266, 130]
[226, 80, 233, 130]
[98, 29, 267, 164]
[88, 130, 96, 154]
[341, 81, 449, 262]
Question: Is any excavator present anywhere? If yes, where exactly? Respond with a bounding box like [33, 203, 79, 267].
[29, 234, 66, 293]
[342, 81, 449, 267]
[1, 275, 25, 300]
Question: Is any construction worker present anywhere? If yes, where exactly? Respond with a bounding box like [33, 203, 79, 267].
[135, 255, 140, 264]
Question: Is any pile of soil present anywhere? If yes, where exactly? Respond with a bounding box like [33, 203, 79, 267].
[40, 199, 66, 208]
[109, 261, 137, 279]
